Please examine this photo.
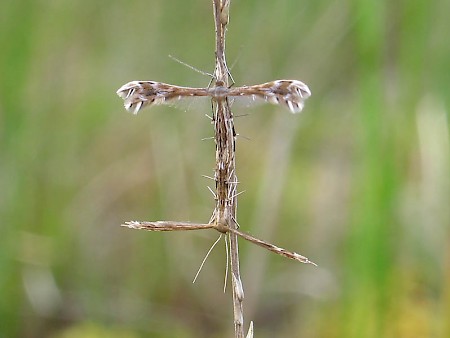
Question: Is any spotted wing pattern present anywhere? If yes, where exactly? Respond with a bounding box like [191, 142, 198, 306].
[228, 80, 311, 114]
[116, 81, 208, 114]
[117, 79, 311, 114]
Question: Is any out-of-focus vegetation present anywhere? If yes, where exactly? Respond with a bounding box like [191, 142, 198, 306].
[1, 0, 449, 337]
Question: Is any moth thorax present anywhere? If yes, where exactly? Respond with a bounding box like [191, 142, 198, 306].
[209, 85, 228, 98]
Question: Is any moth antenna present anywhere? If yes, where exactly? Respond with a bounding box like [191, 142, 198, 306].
[193, 234, 223, 284]
[207, 76, 215, 90]
[229, 45, 243, 73]
[227, 68, 236, 87]
[168, 54, 214, 78]
[228, 46, 244, 86]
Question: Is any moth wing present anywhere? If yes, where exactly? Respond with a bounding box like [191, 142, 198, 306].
[117, 81, 208, 114]
[231, 80, 311, 114]
[116, 81, 170, 114]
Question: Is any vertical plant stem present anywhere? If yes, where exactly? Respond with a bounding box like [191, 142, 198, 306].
[211, 1, 245, 336]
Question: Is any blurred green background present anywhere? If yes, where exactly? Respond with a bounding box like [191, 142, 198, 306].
[1, 0, 449, 337]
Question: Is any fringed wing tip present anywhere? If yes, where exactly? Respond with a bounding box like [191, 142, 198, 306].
[287, 100, 305, 114]
[261, 79, 311, 114]
[116, 81, 137, 98]
[287, 80, 311, 114]
[116, 81, 146, 114]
